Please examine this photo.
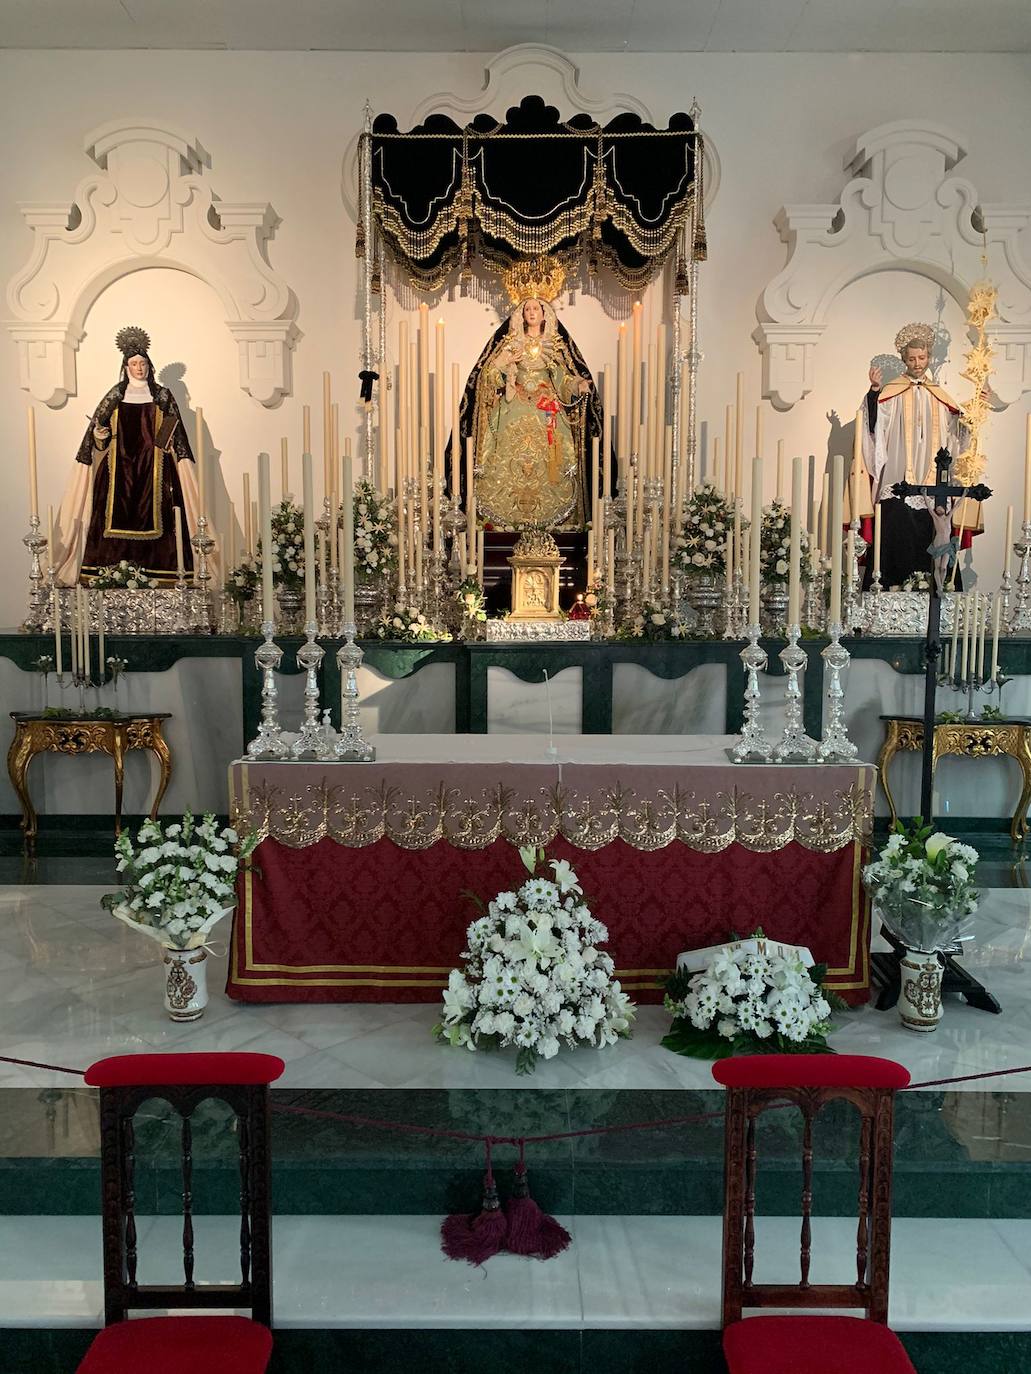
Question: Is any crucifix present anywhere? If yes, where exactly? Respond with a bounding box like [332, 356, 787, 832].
[871, 448, 1000, 1013]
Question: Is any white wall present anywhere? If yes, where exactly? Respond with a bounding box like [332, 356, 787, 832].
[1, 48, 1030, 629]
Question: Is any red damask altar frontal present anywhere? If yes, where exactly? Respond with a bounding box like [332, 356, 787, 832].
[225, 736, 873, 1006]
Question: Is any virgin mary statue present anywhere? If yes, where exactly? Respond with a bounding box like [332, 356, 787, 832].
[53, 326, 201, 585]
[455, 261, 603, 530]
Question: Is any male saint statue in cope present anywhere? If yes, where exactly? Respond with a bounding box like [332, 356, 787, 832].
[855, 322, 975, 590]
[52, 326, 200, 586]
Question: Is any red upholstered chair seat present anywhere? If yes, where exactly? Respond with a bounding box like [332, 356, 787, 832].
[78, 1314, 272, 1373]
[723, 1315, 916, 1374]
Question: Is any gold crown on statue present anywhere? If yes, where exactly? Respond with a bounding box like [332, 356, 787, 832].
[115, 325, 151, 359]
[502, 255, 566, 305]
[894, 322, 935, 355]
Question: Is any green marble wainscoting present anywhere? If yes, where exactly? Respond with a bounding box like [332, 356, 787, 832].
[3, 1087, 1029, 1221]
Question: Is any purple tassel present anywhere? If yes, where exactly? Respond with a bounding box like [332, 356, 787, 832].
[441, 1139, 508, 1265]
[504, 1141, 571, 1260]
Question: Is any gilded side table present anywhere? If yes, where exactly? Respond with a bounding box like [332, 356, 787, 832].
[7, 713, 172, 852]
[877, 714, 1031, 842]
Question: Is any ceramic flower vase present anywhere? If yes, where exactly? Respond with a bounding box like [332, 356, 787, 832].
[162, 946, 209, 1022]
[898, 947, 944, 1032]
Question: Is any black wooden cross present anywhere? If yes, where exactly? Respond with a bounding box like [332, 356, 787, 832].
[892, 448, 993, 820]
[873, 448, 999, 1014]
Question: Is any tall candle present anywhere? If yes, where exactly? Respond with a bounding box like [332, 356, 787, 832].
[625, 458, 635, 554]
[476, 527, 485, 586]
[977, 591, 988, 680]
[322, 373, 332, 500]
[592, 436, 601, 508]
[465, 437, 475, 568]
[251, 501, 258, 561]
[603, 364, 613, 499]
[989, 590, 1006, 681]
[329, 405, 339, 573]
[749, 455, 763, 627]
[195, 406, 206, 521]
[341, 450, 355, 625]
[419, 426, 429, 558]
[788, 456, 803, 626]
[174, 508, 185, 578]
[98, 593, 105, 677]
[302, 404, 311, 455]
[380, 345, 393, 495]
[398, 321, 410, 494]
[434, 318, 445, 485]
[302, 450, 316, 626]
[1004, 504, 1014, 579]
[735, 373, 744, 505]
[776, 440, 785, 505]
[1024, 413, 1031, 525]
[228, 502, 237, 571]
[959, 592, 969, 679]
[54, 574, 62, 674]
[733, 497, 742, 588]
[950, 584, 961, 673]
[257, 452, 273, 625]
[82, 589, 91, 679]
[678, 362, 690, 509]
[70, 588, 78, 677]
[418, 302, 430, 437]
[724, 527, 734, 591]
[451, 362, 460, 504]
[724, 404, 734, 499]
[641, 355, 652, 479]
[281, 437, 289, 501]
[26, 406, 39, 520]
[661, 426, 673, 593]
[242, 473, 252, 554]
[636, 423, 647, 543]
[828, 454, 843, 625]
[47, 504, 56, 574]
[754, 403, 763, 462]
[630, 302, 643, 453]
[819, 473, 830, 555]
[873, 502, 882, 579]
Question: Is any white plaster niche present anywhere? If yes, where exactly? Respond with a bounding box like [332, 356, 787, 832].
[5, 121, 299, 407]
[754, 121, 1031, 410]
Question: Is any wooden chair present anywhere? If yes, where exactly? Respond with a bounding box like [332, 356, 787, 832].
[713, 1053, 917, 1374]
[77, 1051, 284, 1374]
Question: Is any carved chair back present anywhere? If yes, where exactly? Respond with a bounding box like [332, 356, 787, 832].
[84, 1052, 284, 1328]
[713, 1054, 910, 1328]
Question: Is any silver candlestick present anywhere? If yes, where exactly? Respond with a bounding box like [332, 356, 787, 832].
[1007, 522, 1031, 632]
[22, 516, 49, 632]
[291, 621, 326, 758]
[817, 622, 858, 762]
[731, 625, 774, 763]
[190, 513, 216, 632]
[334, 622, 376, 761]
[772, 624, 818, 762]
[246, 622, 290, 759]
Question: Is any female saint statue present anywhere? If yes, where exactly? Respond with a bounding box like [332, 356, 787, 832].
[54, 326, 200, 584]
[456, 272, 603, 530]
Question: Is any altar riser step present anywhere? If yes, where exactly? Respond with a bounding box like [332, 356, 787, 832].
[4, 1327, 1028, 1374]
[4, 1158, 1029, 1221]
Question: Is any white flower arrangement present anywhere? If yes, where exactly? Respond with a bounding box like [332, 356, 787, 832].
[256, 499, 307, 592]
[373, 600, 453, 643]
[615, 600, 691, 641]
[662, 931, 837, 1058]
[435, 846, 635, 1074]
[225, 551, 259, 603]
[454, 576, 487, 626]
[862, 820, 979, 952]
[89, 560, 159, 590]
[760, 500, 808, 585]
[673, 483, 740, 579]
[344, 479, 398, 581]
[101, 811, 258, 950]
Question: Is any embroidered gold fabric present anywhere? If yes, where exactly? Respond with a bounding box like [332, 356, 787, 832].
[232, 777, 872, 855]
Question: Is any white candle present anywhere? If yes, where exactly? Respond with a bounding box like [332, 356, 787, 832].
[874, 502, 882, 579]
[341, 450, 355, 625]
[977, 592, 988, 680]
[466, 438, 477, 574]
[819, 473, 830, 555]
[174, 508, 185, 578]
[989, 590, 1006, 681]
[749, 456, 763, 627]
[828, 454, 844, 625]
[434, 318, 445, 487]
[242, 473, 252, 554]
[419, 302, 430, 437]
[451, 362, 460, 505]
[251, 501, 258, 561]
[712, 436, 722, 492]
[725, 405, 734, 499]
[603, 364, 613, 499]
[27, 406, 39, 521]
[950, 588, 961, 677]
[70, 588, 78, 678]
[661, 427, 672, 593]
[82, 589, 91, 679]
[630, 302, 642, 454]
[329, 405, 339, 574]
[1024, 414, 1031, 525]
[195, 406, 206, 521]
[725, 526, 734, 590]
[228, 502, 237, 571]
[281, 437, 289, 502]
[257, 452, 273, 625]
[616, 323, 627, 479]
[98, 593, 105, 677]
[960, 591, 971, 680]
[788, 456, 803, 627]
[54, 579, 62, 674]
[302, 404, 311, 455]
[47, 504, 56, 575]
[302, 450, 316, 627]
[776, 440, 785, 505]
[735, 373, 744, 506]
[755, 403, 763, 462]
[1004, 504, 1014, 579]
[323, 373, 332, 501]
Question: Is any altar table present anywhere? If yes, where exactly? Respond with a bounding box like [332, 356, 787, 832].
[226, 736, 874, 1006]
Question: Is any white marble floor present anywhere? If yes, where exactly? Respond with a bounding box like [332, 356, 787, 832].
[2, 883, 1031, 1092]
[0, 1213, 1029, 1332]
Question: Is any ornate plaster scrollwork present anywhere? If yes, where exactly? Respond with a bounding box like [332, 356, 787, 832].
[754, 120, 1031, 410]
[5, 120, 299, 407]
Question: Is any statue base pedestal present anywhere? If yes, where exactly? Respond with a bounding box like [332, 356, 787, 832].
[507, 530, 564, 621]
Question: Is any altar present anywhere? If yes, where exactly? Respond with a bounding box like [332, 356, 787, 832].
[226, 735, 873, 1007]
